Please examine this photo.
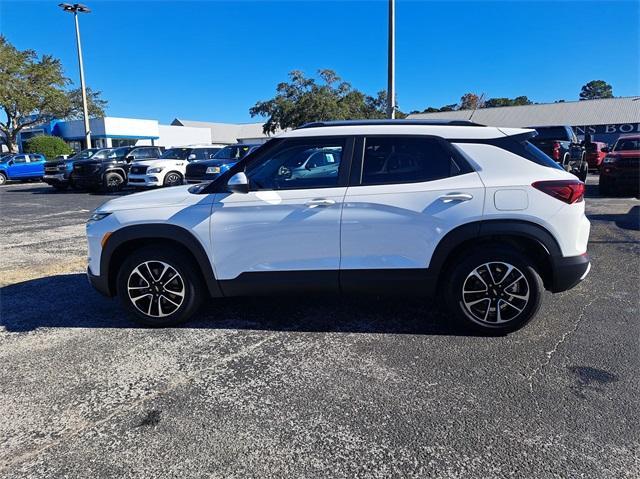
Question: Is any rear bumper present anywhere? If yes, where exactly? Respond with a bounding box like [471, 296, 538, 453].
[551, 253, 591, 293]
[87, 267, 112, 297]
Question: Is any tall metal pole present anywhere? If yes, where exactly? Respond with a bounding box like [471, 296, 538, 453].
[387, 0, 395, 119]
[73, 11, 91, 148]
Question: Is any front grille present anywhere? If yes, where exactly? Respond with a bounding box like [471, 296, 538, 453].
[186, 164, 207, 178]
[44, 164, 61, 174]
[130, 165, 148, 175]
[617, 157, 639, 168]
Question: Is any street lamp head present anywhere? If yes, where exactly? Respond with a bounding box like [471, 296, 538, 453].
[58, 2, 91, 13]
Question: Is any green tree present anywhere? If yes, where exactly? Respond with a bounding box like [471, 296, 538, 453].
[0, 36, 69, 152]
[484, 96, 532, 108]
[24, 135, 72, 160]
[65, 87, 107, 120]
[579, 80, 613, 100]
[460, 93, 483, 110]
[0, 36, 108, 152]
[250, 70, 391, 134]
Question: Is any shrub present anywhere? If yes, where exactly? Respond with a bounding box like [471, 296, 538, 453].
[24, 135, 73, 161]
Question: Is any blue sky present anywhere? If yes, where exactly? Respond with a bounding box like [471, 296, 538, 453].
[1, 0, 638, 124]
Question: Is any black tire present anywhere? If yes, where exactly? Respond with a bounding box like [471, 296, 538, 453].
[562, 154, 571, 172]
[578, 161, 588, 182]
[52, 183, 69, 191]
[443, 246, 544, 334]
[163, 171, 183, 187]
[116, 246, 204, 327]
[599, 178, 613, 196]
[103, 171, 124, 192]
[0, 172, 6, 186]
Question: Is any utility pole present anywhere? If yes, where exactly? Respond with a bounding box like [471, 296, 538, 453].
[387, 0, 396, 119]
[59, 3, 92, 148]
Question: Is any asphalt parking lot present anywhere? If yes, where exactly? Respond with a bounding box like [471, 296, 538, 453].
[1, 177, 639, 478]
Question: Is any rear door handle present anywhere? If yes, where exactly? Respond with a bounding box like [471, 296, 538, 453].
[306, 198, 336, 207]
[439, 193, 473, 203]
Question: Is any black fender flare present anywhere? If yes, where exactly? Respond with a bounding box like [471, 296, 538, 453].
[103, 167, 127, 182]
[428, 219, 562, 276]
[101, 223, 222, 297]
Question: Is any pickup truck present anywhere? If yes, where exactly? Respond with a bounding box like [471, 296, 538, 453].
[0, 153, 46, 185]
[72, 146, 164, 192]
[528, 126, 588, 181]
[43, 148, 104, 190]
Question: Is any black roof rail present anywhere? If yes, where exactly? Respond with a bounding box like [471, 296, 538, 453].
[296, 119, 485, 129]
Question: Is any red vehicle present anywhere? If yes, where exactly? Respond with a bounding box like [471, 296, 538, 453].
[599, 135, 640, 196]
[585, 141, 608, 170]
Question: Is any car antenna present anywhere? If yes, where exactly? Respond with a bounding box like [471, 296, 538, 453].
[468, 93, 485, 121]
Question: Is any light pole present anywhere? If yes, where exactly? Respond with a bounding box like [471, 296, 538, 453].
[386, 0, 395, 119]
[59, 3, 92, 148]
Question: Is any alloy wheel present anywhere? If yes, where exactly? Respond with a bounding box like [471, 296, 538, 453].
[127, 260, 185, 318]
[461, 262, 530, 325]
[165, 173, 181, 186]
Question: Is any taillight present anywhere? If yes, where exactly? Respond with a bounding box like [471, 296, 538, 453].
[532, 180, 585, 204]
[552, 142, 561, 160]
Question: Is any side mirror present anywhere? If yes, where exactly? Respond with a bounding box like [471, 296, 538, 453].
[7, 160, 13, 166]
[188, 154, 197, 161]
[125, 155, 134, 162]
[227, 172, 249, 194]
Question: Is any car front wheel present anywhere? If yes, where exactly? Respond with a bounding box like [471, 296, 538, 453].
[163, 171, 183, 187]
[116, 246, 204, 326]
[444, 247, 544, 334]
[103, 172, 124, 192]
[0, 172, 7, 185]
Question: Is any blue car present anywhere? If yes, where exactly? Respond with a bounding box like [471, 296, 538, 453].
[0, 153, 46, 185]
[184, 144, 261, 184]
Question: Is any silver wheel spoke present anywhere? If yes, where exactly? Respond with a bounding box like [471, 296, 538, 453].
[462, 261, 530, 326]
[128, 260, 185, 318]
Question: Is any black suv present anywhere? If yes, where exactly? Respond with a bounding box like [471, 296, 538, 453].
[43, 148, 104, 190]
[528, 126, 588, 181]
[72, 146, 163, 192]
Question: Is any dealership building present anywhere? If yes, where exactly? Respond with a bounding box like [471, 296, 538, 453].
[15, 116, 270, 152]
[408, 97, 640, 144]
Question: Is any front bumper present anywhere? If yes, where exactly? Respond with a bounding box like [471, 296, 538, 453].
[551, 253, 591, 293]
[87, 266, 112, 297]
[43, 173, 69, 184]
[127, 174, 161, 187]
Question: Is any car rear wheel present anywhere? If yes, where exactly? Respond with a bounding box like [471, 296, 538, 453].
[163, 171, 183, 187]
[0, 172, 7, 186]
[103, 172, 124, 192]
[443, 247, 544, 334]
[116, 246, 204, 327]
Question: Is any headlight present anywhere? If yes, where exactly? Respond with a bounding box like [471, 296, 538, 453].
[206, 166, 221, 174]
[87, 211, 112, 223]
[147, 167, 164, 174]
[603, 156, 617, 164]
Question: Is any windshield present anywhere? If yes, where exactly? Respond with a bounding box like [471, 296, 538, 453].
[613, 138, 640, 151]
[160, 148, 191, 160]
[70, 148, 102, 160]
[213, 145, 253, 160]
[0, 155, 12, 163]
[531, 127, 572, 141]
[90, 149, 115, 160]
[109, 147, 131, 159]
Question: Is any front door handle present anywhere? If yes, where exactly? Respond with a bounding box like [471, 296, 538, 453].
[439, 193, 473, 203]
[306, 198, 336, 207]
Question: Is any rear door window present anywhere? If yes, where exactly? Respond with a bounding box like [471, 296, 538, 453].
[360, 136, 464, 186]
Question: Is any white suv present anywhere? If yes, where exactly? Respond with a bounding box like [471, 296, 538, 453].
[87, 120, 591, 333]
[127, 145, 226, 187]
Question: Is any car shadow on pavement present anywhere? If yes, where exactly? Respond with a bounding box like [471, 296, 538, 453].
[588, 205, 640, 231]
[0, 273, 473, 336]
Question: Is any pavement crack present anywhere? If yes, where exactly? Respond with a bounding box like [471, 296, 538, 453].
[527, 295, 597, 395]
